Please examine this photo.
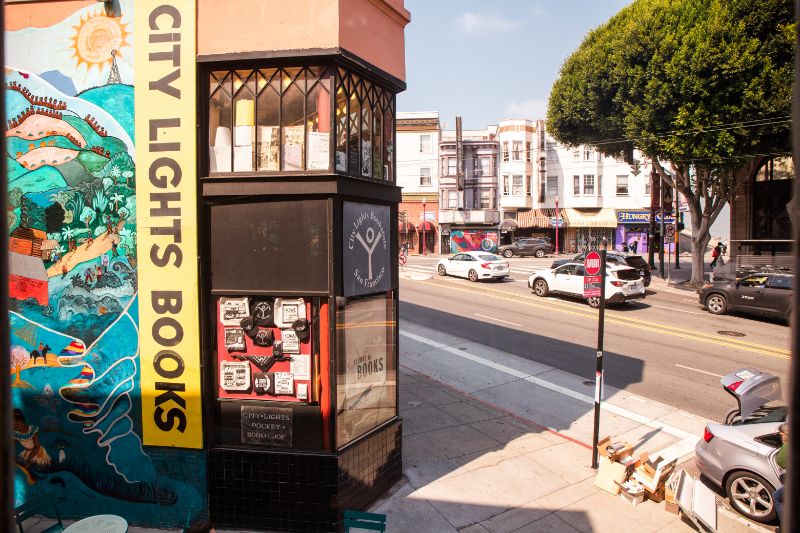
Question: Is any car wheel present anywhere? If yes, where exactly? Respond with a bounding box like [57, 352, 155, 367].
[705, 293, 728, 315]
[587, 296, 600, 308]
[437, 264, 447, 276]
[502, 249, 513, 258]
[533, 279, 549, 297]
[725, 471, 777, 523]
[534, 249, 545, 258]
[468, 270, 479, 282]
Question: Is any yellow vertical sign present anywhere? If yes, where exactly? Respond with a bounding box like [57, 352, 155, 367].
[135, 1, 202, 448]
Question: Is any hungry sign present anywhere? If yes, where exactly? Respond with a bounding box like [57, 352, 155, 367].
[584, 251, 602, 298]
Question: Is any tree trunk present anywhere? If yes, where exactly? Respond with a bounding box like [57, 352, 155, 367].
[691, 233, 711, 285]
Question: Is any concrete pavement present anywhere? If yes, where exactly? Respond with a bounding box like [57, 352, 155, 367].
[368, 322, 772, 532]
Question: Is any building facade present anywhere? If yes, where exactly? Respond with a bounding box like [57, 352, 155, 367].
[396, 111, 439, 253]
[6, 1, 409, 531]
[438, 125, 501, 253]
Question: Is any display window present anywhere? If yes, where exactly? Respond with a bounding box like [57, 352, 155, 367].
[335, 293, 397, 448]
[216, 297, 314, 403]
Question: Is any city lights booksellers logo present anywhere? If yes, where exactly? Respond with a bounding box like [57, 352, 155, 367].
[344, 202, 390, 296]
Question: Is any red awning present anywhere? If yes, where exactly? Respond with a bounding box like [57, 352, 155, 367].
[418, 221, 436, 232]
[399, 222, 416, 233]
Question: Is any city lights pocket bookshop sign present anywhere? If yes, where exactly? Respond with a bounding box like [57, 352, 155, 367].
[135, 0, 202, 448]
[343, 202, 390, 297]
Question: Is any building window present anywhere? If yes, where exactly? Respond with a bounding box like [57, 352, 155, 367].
[526, 175, 532, 197]
[503, 175, 510, 195]
[448, 190, 458, 208]
[480, 190, 491, 209]
[526, 141, 532, 162]
[479, 155, 492, 176]
[583, 146, 595, 161]
[420, 167, 431, 187]
[538, 178, 545, 203]
[572, 148, 581, 162]
[419, 134, 431, 153]
[573, 175, 581, 195]
[502, 142, 509, 162]
[547, 176, 558, 197]
[616, 175, 629, 196]
[583, 174, 595, 195]
[512, 175, 523, 196]
[447, 157, 456, 176]
[512, 141, 522, 161]
[598, 174, 602, 196]
[440, 194, 446, 209]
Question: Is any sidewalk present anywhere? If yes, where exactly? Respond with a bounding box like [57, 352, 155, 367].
[368, 322, 771, 533]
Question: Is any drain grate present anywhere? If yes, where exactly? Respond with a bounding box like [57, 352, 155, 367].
[718, 330, 746, 337]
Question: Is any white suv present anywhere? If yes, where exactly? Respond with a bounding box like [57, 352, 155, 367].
[527, 263, 645, 307]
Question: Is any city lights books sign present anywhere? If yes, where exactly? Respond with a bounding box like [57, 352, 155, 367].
[135, 0, 202, 448]
[343, 202, 390, 297]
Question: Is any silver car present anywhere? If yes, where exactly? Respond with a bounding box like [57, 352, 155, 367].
[695, 368, 786, 523]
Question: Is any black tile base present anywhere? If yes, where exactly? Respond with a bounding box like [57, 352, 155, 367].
[210, 418, 401, 532]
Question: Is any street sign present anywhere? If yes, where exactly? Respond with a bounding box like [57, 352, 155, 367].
[584, 251, 602, 297]
[665, 224, 676, 239]
[549, 217, 565, 228]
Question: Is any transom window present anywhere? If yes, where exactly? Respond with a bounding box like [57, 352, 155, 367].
[206, 65, 395, 181]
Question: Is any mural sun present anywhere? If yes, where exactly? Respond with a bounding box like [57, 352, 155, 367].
[69, 10, 129, 72]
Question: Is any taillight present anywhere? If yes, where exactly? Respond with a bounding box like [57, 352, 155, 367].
[610, 281, 624, 287]
[727, 380, 744, 392]
[481, 263, 491, 269]
[703, 426, 714, 443]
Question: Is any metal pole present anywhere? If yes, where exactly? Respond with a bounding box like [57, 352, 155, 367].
[659, 173, 665, 278]
[674, 191, 681, 269]
[555, 196, 560, 254]
[785, 3, 799, 530]
[648, 170, 656, 269]
[422, 199, 427, 256]
[591, 243, 607, 469]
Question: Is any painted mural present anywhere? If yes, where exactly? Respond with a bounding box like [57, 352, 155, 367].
[449, 230, 499, 253]
[7, 1, 205, 527]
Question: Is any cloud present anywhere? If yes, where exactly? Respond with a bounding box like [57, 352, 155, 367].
[503, 99, 548, 120]
[454, 12, 523, 36]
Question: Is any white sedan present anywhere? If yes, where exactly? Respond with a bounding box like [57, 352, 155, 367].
[527, 262, 645, 307]
[436, 251, 510, 282]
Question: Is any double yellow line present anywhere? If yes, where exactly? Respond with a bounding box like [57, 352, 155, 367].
[416, 278, 790, 359]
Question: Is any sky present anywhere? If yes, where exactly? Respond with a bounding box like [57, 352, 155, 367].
[397, 0, 630, 130]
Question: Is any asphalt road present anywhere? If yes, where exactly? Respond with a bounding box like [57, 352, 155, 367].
[399, 255, 791, 423]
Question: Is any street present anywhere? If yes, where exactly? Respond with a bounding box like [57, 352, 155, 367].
[399, 254, 791, 424]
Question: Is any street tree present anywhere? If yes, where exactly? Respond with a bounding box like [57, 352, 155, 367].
[547, 0, 793, 284]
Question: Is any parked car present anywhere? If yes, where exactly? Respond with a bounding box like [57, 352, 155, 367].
[695, 367, 786, 523]
[551, 252, 652, 287]
[698, 273, 793, 323]
[436, 251, 510, 282]
[695, 422, 783, 523]
[497, 238, 553, 258]
[527, 263, 645, 307]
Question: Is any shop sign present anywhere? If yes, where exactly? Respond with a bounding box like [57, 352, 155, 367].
[241, 405, 293, 446]
[549, 217, 565, 228]
[135, 0, 203, 448]
[616, 210, 675, 225]
[343, 202, 390, 297]
[584, 251, 602, 298]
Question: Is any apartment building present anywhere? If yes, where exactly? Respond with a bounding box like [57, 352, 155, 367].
[438, 124, 501, 253]
[396, 111, 440, 253]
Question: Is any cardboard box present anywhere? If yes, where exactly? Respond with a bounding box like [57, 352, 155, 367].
[594, 456, 629, 495]
[632, 456, 677, 494]
[664, 501, 680, 515]
[616, 480, 646, 506]
[597, 436, 634, 463]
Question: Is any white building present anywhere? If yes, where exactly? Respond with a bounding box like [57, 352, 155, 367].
[396, 112, 440, 253]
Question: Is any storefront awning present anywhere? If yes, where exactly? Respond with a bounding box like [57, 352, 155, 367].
[564, 208, 618, 228]
[399, 222, 416, 233]
[418, 221, 436, 232]
[499, 218, 518, 231]
[517, 209, 566, 229]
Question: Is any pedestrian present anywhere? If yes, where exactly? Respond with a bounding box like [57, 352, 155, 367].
[632, 240, 639, 254]
[773, 422, 788, 532]
[710, 243, 721, 268]
[621, 242, 629, 253]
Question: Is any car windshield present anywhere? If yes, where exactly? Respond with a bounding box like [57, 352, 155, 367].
[478, 254, 501, 261]
[614, 269, 641, 281]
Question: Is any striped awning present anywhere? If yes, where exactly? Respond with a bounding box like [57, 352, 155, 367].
[399, 222, 416, 233]
[564, 208, 618, 228]
[517, 209, 565, 229]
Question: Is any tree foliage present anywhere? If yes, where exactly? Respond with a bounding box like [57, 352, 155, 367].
[547, 0, 794, 283]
